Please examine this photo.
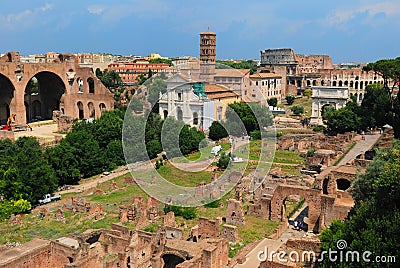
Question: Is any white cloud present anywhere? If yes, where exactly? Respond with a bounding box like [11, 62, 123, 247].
[41, 3, 53, 12]
[0, 3, 53, 31]
[326, 0, 400, 27]
[88, 5, 105, 15]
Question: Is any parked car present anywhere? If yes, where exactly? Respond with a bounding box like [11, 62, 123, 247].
[38, 193, 61, 205]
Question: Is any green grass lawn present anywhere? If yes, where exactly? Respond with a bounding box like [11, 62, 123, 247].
[273, 150, 305, 165]
[172, 142, 230, 163]
[271, 163, 301, 175]
[238, 216, 279, 244]
[156, 164, 216, 187]
[277, 96, 313, 117]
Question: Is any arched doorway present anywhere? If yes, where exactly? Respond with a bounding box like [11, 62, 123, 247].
[162, 254, 185, 268]
[0, 74, 15, 124]
[321, 104, 335, 120]
[24, 72, 65, 122]
[283, 194, 309, 232]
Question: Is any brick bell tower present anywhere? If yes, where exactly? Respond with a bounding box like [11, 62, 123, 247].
[199, 28, 216, 83]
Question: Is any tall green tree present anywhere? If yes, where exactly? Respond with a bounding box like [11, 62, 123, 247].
[148, 77, 167, 112]
[209, 121, 228, 141]
[360, 83, 391, 128]
[225, 102, 273, 135]
[325, 99, 362, 134]
[0, 137, 57, 204]
[364, 57, 400, 138]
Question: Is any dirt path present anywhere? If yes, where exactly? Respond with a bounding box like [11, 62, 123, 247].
[56, 166, 131, 195]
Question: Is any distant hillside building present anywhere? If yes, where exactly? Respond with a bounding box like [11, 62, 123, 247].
[258, 48, 383, 103]
[107, 60, 170, 85]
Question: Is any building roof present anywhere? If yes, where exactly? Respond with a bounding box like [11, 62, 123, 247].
[204, 83, 238, 99]
[200, 29, 216, 35]
[250, 72, 282, 79]
[214, 68, 247, 77]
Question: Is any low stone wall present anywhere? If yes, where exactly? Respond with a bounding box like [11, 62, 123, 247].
[0, 130, 15, 141]
[286, 238, 321, 252]
[268, 220, 289, 240]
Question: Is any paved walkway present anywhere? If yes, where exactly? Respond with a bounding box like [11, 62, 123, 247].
[337, 133, 381, 166]
[234, 225, 309, 268]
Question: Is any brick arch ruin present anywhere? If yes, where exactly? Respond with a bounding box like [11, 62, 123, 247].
[269, 176, 354, 232]
[313, 166, 358, 197]
[0, 52, 113, 125]
[270, 185, 322, 232]
[161, 250, 187, 267]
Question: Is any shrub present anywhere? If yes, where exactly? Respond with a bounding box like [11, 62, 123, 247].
[290, 105, 304, 115]
[267, 98, 278, 107]
[285, 94, 295, 105]
[204, 199, 221, 208]
[306, 148, 317, 157]
[313, 125, 324, 132]
[250, 130, 261, 140]
[304, 89, 312, 98]
[217, 152, 231, 169]
[163, 205, 197, 220]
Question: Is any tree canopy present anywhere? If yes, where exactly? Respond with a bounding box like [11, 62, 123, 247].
[216, 60, 258, 74]
[225, 102, 273, 136]
[0, 137, 57, 205]
[208, 121, 228, 141]
[324, 82, 397, 134]
[363, 57, 400, 138]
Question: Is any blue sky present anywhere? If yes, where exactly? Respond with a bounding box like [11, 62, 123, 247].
[0, 0, 399, 63]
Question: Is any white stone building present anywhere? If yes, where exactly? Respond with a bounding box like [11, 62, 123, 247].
[158, 74, 214, 130]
